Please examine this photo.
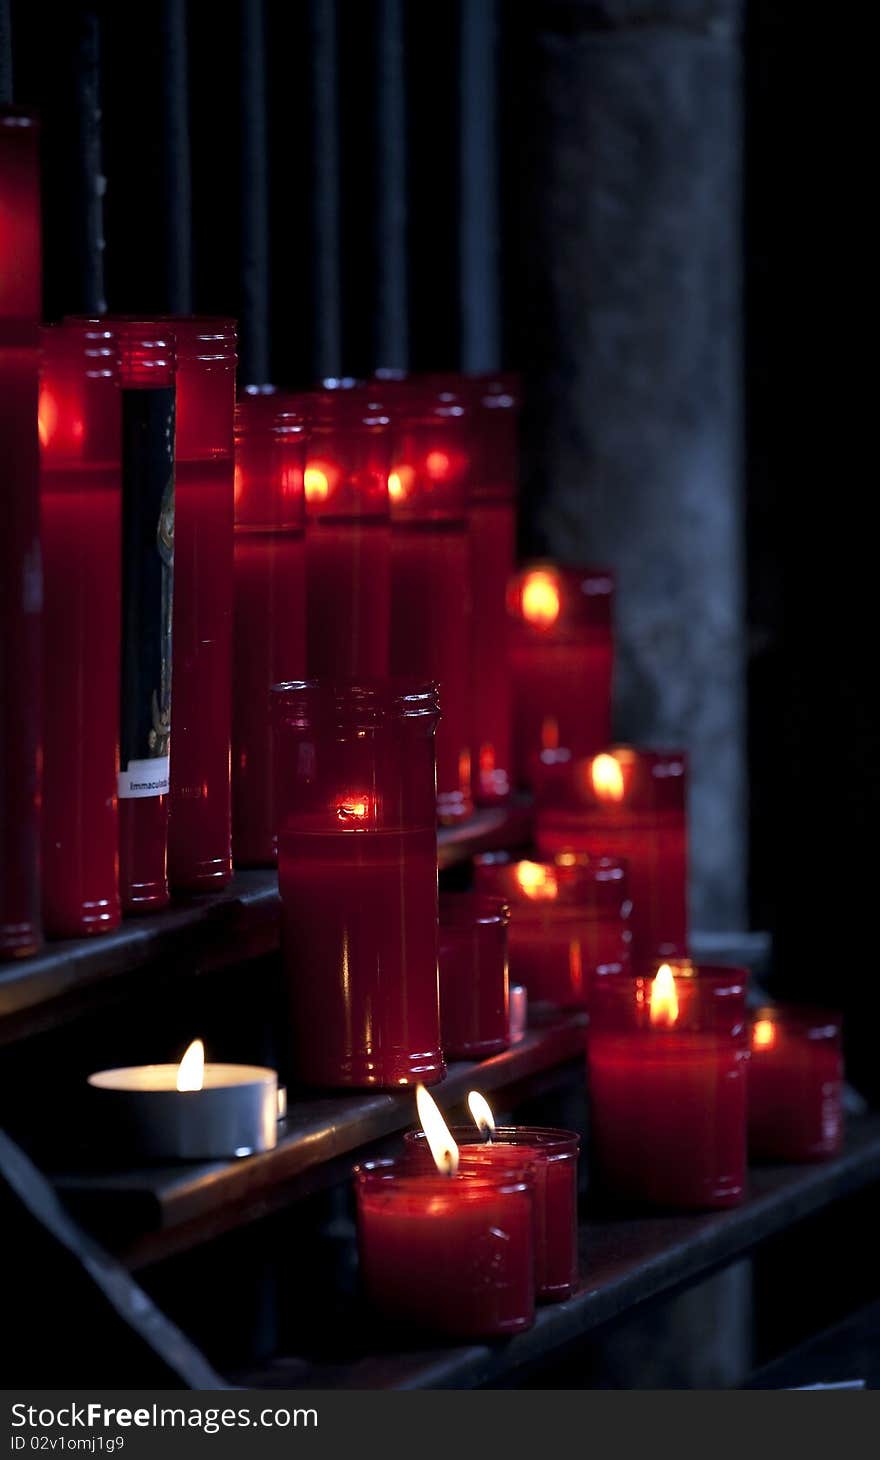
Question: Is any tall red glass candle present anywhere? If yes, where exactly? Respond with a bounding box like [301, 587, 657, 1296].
[356, 1157, 534, 1338]
[468, 374, 518, 806]
[588, 961, 749, 1211]
[536, 747, 688, 961]
[407, 1126, 579, 1303]
[749, 1006, 843, 1163]
[39, 323, 121, 937]
[438, 892, 510, 1059]
[387, 379, 473, 823]
[0, 109, 42, 959]
[305, 388, 390, 679]
[167, 318, 237, 892]
[473, 853, 631, 1012]
[233, 388, 308, 866]
[113, 322, 176, 913]
[273, 680, 444, 1089]
[508, 563, 614, 793]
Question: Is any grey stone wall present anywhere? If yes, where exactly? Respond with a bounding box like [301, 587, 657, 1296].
[517, 0, 745, 932]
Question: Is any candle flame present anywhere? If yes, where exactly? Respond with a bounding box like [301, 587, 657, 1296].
[176, 1038, 205, 1092]
[515, 861, 558, 901]
[304, 463, 330, 503]
[416, 1084, 459, 1175]
[590, 753, 625, 803]
[336, 796, 370, 824]
[521, 570, 561, 628]
[425, 449, 450, 480]
[467, 1090, 496, 1138]
[650, 965, 679, 1028]
[37, 386, 58, 449]
[753, 1018, 776, 1051]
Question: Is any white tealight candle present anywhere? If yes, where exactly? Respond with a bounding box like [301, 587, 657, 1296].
[88, 1040, 279, 1161]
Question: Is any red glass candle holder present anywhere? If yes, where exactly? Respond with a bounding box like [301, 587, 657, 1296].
[536, 747, 688, 961]
[508, 563, 614, 793]
[39, 323, 122, 938]
[749, 1006, 843, 1163]
[305, 387, 391, 680]
[165, 317, 237, 892]
[1, 109, 42, 959]
[406, 1126, 579, 1303]
[387, 378, 473, 824]
[355, 1157, 535, 1338]
[588, 960, 749, 1211]
[438, 892, 510, 1060]
[233, 387, 308, 866]
[473, 853, 632, 1012]
[273, 679, 444, 1089]
[468, 373, 519, 806]
[113, 321, 176, 914]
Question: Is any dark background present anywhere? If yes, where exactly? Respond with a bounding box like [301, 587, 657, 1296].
[2, 0, 873, 1089]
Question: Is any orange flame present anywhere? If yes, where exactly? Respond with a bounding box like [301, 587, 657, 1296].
[425, 449, 450, 480]
[304, 462, 332, 503]
[649, 964, 679, 1028]
[515, 861, 558, 901]
[416, 1085, 459, 1174]
[176, 1038, 205, 1092]
[388, 464, 414, 502]
[752, 1019, 776, 1051]
[521, 570, 561, 628]
[590, 753, 625, 803]
[467, 1090, 496, 1137]
[336, 796, 370, 824]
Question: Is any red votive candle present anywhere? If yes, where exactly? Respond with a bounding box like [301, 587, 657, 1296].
[1, 108, 42, 959]
[273, 679, 444, 1089]
[166, 317, 237, 892]
[356, 1157, 534, 1338]
[749, 1006, 843, 1163]
[588, 960, 749, 1211]
[536, 747, 688, 962]
[39, 323, 122, 937]
[438, 892, 510, 1060]
[305, 387, 391, 679]
[468, 373, 519, 806]
[233, 387, 308, 866]
[473, 853, 631, 1012]
[407, 1126, 579, 1303]
[508, 563, 614, 793]
[387, 379, 473, 824]
[113, 322, 176, 914]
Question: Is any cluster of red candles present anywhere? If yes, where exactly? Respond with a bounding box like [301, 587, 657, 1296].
[3, 105, 846, 1345]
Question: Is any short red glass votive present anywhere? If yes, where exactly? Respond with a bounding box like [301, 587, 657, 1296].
[438, 892, 510, 1060]
[749, 1006, 843, 1163]
[536, 747, 688, 962]
[273, 679, 444, 1089]
[406, 1126, 579, 1302]
[473, 853, 631, 1012]
[387, 378, 473, 824]
[356, 1157, 535, 1338]
[166, 317, 237, 893]
[508, 563, 614, 793]
[113, 321, 176, 914]
[233, 387, 308, 866]
[588, 960, 749, 1211]
[1, 108, 42, 960]
[468, 373, 519, 806]
[39, 323, 122, 938]
[305, 387, 391, 680]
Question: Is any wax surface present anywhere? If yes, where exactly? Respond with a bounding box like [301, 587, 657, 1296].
[280, 826, 443, 1087]
[89, 1063, 274, 1092]
[306, 519, 390, 679]
[749, 1031, 843, 1162]
[358, 1181, 534, 1338]
[470, 500, 514, 804]
[41, 474, 121, 937]
[233, 529, 306, 865]
[391, 521, 471, 822]
[589, 1032, 747, 1210]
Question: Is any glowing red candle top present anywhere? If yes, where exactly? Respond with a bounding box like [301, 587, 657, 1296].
[304, 386, 390, 521]
[235, 386, 308, 529]
[467, 371, 520, 503]
[0, 109, 41, 326]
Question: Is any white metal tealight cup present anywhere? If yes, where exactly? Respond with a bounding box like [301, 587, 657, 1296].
[88, 1040, 279, 1161]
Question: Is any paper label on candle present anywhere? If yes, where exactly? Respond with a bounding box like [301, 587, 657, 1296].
[118, 387, 175, 799]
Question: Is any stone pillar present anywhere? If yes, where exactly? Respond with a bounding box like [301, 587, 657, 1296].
[517, 0, 745, 932]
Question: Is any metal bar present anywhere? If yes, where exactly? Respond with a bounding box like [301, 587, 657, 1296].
[311, 0, 342, 378]
[160, 0, 193, 314]
[0, 0, 12, 105]
[240, 0, 270, 382]
[459, 0, 500, 372]
[375, 0, 408, 369]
